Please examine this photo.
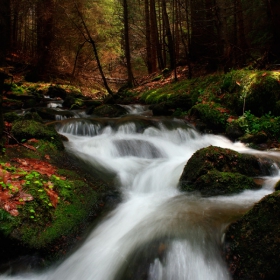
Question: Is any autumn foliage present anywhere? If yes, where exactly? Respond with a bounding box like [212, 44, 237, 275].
[0, 158, 65, 216]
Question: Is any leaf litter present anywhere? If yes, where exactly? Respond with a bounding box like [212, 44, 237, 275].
[0, 158, 64, 216]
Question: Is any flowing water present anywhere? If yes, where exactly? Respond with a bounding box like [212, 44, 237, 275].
[1, 105, 280, 280]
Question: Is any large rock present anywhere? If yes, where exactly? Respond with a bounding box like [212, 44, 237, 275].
[188, 103, 228, 132]
[224, 191, 280, 279]
[11, 119, 64, 150]
[179, 146, 272, 196]
[92, 104, 127, 117]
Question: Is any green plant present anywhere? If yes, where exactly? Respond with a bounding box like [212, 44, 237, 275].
[237, 111, 280, 139]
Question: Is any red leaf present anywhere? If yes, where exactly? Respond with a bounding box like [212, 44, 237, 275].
[45, 188, 59, 208]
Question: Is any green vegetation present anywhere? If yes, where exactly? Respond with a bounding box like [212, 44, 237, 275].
[0, 162, 99, 250]
[233, 111, 280, 139]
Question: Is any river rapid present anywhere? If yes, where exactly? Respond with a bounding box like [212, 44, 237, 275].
[1, 105, 279, 280]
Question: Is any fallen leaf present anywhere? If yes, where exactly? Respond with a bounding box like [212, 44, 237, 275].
[45, 188, 59, 207]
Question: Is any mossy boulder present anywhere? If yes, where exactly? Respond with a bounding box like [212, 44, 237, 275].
[62, 90, 94, 110]
[0, 164, 105, 265]
[239, 131, 268, 144]
[179, 146, 272, 196]
[188, 103, 228, 132]
[34, 107, 74, 121]
[3, 112, 20, 123]
[221, 70, 280, 116]
[149, 102, 173, 116]
[11, 120, 64, 150]
[225, 122, 244, 140]
[47, 85, 67, 99]
[19, 112, 43, 122]
[224, 191, 280, 279]
[185, 169, 259, 196]
[92, 104, 127, 117]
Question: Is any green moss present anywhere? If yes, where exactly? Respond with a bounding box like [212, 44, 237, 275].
[11, 120, 64, 150]
[0, 164, 100, 251]
[183, 169, 259, 196]
[179, 146, 271, 196]
[225, 191, 280, 279]
[3, 112, 20, 123]
[189, 103, 229, 131]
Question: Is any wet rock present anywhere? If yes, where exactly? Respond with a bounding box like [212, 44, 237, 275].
[239, 131, 268, 144]
[224, 191, 280, 279]
[179, 146, 273, 196]
[226, 122, 244, 140]
[34, 107, 74, 121]
[184, 169, 259, 196]
[149, 102, 173, 116]
[47, 85, 67, 99]
[92, 104, 127, 117]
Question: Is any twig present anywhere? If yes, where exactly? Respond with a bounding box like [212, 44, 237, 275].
[3, 131, 36, 151]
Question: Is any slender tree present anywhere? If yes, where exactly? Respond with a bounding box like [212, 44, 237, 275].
[36, 0, 55, 80]
[0, 0, 10, 136]
[145, 0, 153, 73]
[123, 0, 134, 87]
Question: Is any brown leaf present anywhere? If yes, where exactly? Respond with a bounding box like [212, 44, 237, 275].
[23, 144, 37, 151]
[45, 188, 59, 208]
[9, 209, 19, 216]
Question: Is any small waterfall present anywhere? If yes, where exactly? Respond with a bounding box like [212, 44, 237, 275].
[1, 115, 279, 280]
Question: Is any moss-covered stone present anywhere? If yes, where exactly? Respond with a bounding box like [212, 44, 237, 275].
[93, 104, 127, 117]
[19, 112, 43, 122]
[149, 102, 173, 116]
[0, 163, 104, 264]
[3, 112, 20, 123]
[35, 107, 74, 121]
[239, 131, 268, 144]
[225, 121, 244, 140]
[62, 92, 90, 109]
[224, 191, 280, 279]
[179, 146, 272, 196]
[11, 120, 64, 150]
[188, 103, 228, 132]
[47, 85, 67, 99]
[183, 169, 259, 196]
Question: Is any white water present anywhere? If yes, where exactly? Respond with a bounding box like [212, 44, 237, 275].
[1, 114, 280, 280]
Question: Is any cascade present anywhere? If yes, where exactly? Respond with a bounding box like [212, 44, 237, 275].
[1, 106, 279, 280]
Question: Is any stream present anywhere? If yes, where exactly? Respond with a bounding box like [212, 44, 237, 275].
[1, 104, 280, 280]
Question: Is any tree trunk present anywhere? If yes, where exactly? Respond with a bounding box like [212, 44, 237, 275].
[0, 0, 10, 137]
[150, 0, 159, 72]
[36, 0, 55, 81]
[215, 0, 232, 71]
[234, 0, 248, 66]
[162, 0, 175, 69]
[266, 0, 280, 62]
[145, 0, 153, 73]
[123, 0, 134, 87]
